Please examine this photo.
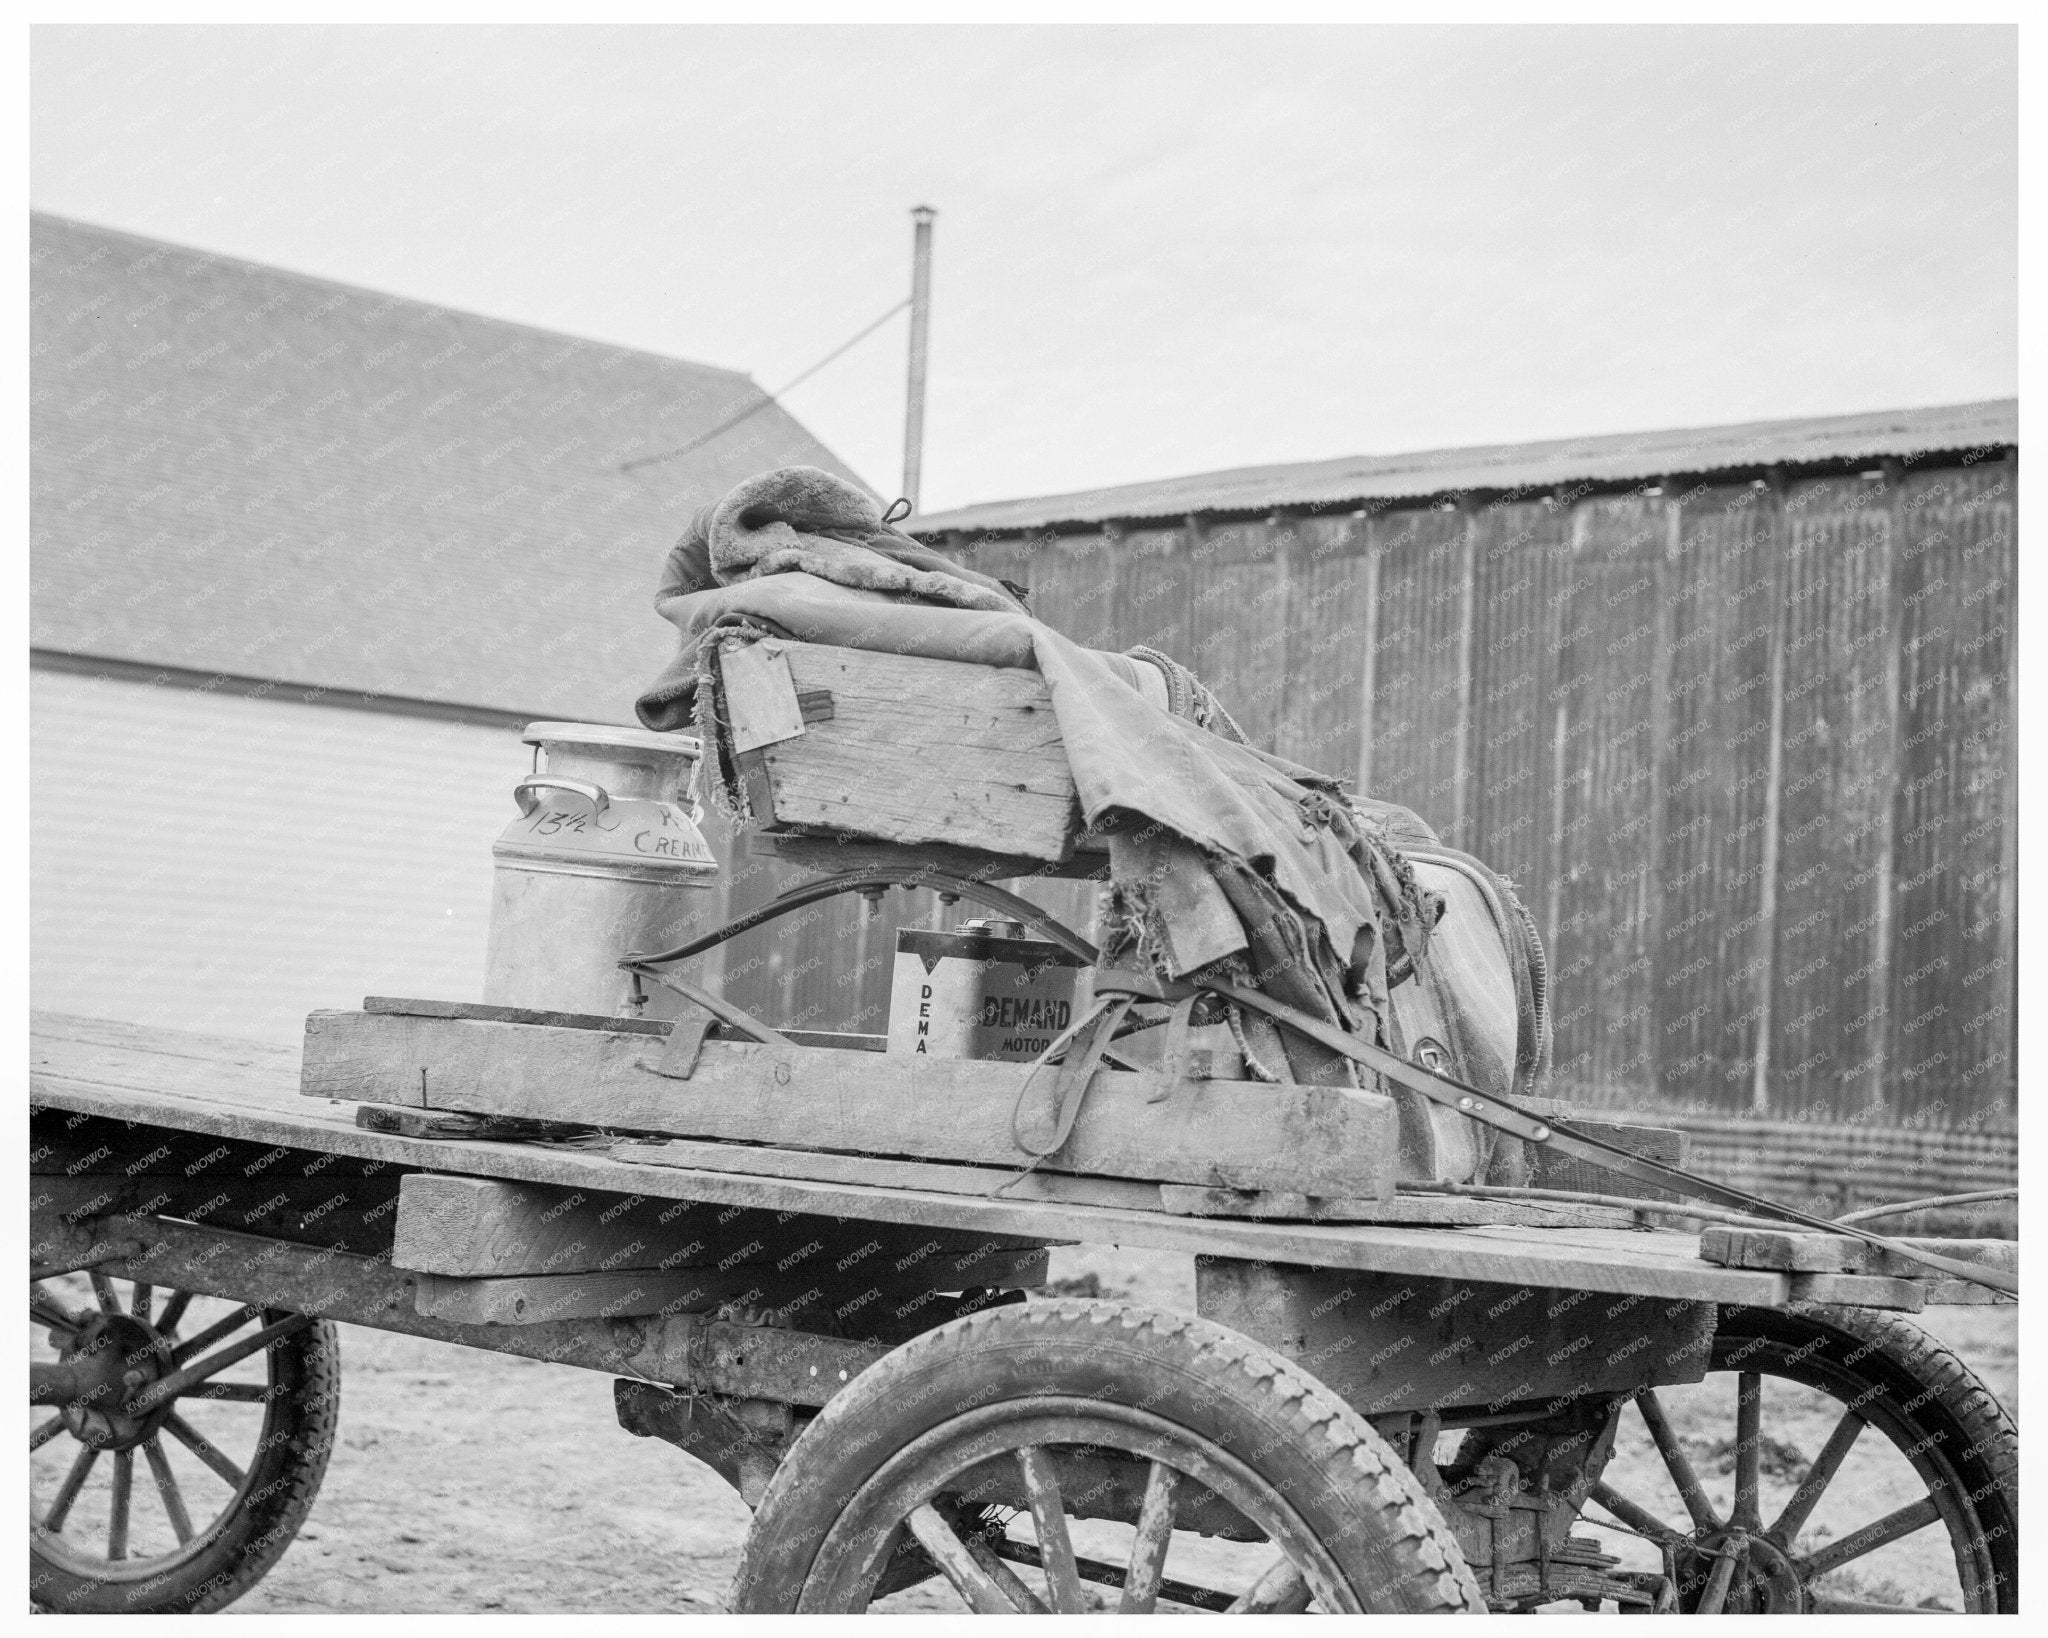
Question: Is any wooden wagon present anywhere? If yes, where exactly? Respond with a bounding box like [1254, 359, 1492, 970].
[28, 640, 2020, 1615]
[31, 978, 2017, 1614]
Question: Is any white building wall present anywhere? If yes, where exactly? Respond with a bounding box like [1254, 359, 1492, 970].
[32, 670, 531, 1042]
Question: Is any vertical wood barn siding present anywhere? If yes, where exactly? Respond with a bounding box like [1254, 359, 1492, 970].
[863, 459, 2015, 1134]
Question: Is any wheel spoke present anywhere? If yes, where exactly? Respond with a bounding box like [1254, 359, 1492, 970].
[108, 1447, 134, 1559]
[155, 1289, 194, 1336]
[32, 1286, 86, 1335]
[172, 1304, 260, 1365]
[163, 1411, 248, 1488]
[1635, 1388, 1719, 1532]
[907, 1502, 1025, 1613]
[966, 1535, 1049, 1613]
[1016, 1447, 1086, 1613]
[90, 1270, 123, 1316]
[1798, 1496, 1942, 1580]
[137, 1313, 312, 1412]
[42, 1443, 100, 1533]
[1768, 1411, 1864, 1545]
[996, 1539, 1240, 1614]
[31, 1415, 68, 1452]
[1121, 1459, 1181, 1614]
[1226, 1553, 1313, 1614]
[1731, 1371, 1763, 1528]
[142, 1438, 196, 1544]
[1588, 1479, 1687, 1547]
[130, 1282, 154, 1326]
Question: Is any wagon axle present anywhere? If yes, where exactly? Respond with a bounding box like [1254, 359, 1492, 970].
[30, 1309, 174, 1453]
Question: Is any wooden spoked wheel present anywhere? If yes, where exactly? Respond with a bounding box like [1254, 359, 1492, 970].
[734, 1300, 1482, 1614]
[30, 1272, 339, 1613]
[1578, 1304, 2018, 1614]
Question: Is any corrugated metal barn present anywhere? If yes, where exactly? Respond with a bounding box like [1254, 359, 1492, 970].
[906, 404, 2018, 1207]
[30, 211, 862, 1043]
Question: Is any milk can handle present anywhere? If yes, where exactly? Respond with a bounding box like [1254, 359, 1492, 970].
[513, 776, 611, 820]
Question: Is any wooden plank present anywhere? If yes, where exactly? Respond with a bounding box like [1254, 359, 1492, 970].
[36, 1171, 406, 1258]
[1892, 466, 2016, 1127]
[1922, 1280, 2018, 1306]
[366, 996, 667, 1036]
[32, 1015, 1799, 1302]
[1785, 1272, 1924, 1311]
[1182, 519, 1288, 750]
[721, 639, 808, 752]
[612, 1137, 1160, 1213]
[415, 1267, 743, 1324]
[392, 1172, 1038, 1278]
[1362, 506, 1468, 823]
[1698, 1225, 1852, 1273]
[415, 1245, 1051, 1326]
[36, 1207, 887, 1407]
[1766, 477, 1896, 1119]
[1529, 1120, 1689, 1202]
[1157, 1185, 1637, 1228]
[357, 1104, 600, 1143]
[300, 1010, 1404, 1199]
[1465, 501, 1558, 889]
[1547, 491, 1668, 1104]
[729, 641, 1079, 863]
[1197, 1260, 1719, 1415]
[1699, 1227, 2017, 1280]
[749, 829, 1110, 884]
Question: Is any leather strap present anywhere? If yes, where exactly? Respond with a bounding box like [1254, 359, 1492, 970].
[1088, 969, 2017, 1297]
[1007, 993, 1136, 1162]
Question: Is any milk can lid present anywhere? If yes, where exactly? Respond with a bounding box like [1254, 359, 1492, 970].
[522, 721, 702, 758]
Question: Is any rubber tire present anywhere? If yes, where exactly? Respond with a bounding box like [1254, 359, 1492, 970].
[1712, 1303, 2018, 1614]
[31, 1313, 341, 1614]
[732, 1299, 1483, 1613]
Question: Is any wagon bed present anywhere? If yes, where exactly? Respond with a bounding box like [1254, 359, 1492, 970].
[29, 1011, 1949, 1311]
[31, 1010, 2020, 1615]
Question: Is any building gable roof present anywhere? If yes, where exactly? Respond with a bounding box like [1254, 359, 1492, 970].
[911, 399, 2018, 537]
[31, 211, 866, 721]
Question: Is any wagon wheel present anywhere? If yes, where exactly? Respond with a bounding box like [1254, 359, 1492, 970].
[30, 1270, 340, 1613]
[1578, 1303, 2017, 1614]
[733, 1300, 1482, 1613]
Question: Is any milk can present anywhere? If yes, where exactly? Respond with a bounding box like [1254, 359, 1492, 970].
[483, 721, 718, 1021]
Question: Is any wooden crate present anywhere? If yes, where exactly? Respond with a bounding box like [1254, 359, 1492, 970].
[716, 639, 1080, 863]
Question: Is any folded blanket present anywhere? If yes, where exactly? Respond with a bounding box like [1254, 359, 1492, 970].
[638, 467, 1027, 726]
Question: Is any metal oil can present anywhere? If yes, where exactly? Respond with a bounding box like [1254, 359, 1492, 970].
[483, 721, 717, 1021]
[886, 918, 1090, 1061]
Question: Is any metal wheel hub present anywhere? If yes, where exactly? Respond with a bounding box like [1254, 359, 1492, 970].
[53, 1312, 174, 1452]
[1673, 1528, 1805, 1613]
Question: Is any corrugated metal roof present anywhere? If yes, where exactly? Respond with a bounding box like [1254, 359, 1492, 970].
[912, 398, 2018, 537]
[31, 211, 865, 721]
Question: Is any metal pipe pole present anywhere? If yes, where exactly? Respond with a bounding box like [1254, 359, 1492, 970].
[901, 205, 937, 512]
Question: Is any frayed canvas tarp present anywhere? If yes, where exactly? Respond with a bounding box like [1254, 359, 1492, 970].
[635, 467, 1438, 1085]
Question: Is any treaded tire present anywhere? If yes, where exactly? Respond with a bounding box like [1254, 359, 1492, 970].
[732, 1299, 1482, 1613]
[1715, 1303, 2017, 1614]
[31, 1313, 340, 1614]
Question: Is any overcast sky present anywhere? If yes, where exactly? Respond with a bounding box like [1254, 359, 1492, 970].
[32, 24, 2016, 515]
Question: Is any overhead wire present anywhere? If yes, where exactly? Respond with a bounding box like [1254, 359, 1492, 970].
[617, 297, 911, 474]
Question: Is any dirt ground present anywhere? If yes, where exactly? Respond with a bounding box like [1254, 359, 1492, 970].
[37, 1247, 2016, 1614]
